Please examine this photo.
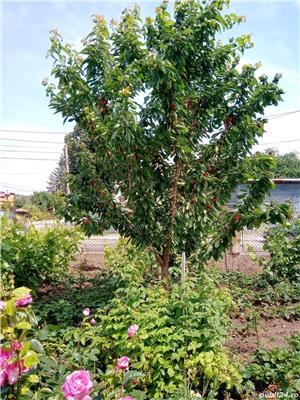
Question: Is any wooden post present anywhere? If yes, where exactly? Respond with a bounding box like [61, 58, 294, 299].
[181, 251, 186, 284]
[64, 143, 71, 195]
[231, 231, 241, 255]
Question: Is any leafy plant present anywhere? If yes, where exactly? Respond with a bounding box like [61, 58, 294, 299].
[258, 220, 300, 284]
[0, 217, 83, 290]
[0, 275, 43, 400]
[33, 269, 118, 327]
[44, 0, 290, 279]
[244, 334, 300, 395]
[28, 242, 241, 399]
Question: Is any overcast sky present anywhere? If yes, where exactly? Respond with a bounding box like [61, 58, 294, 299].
[1, 0, 299, 194]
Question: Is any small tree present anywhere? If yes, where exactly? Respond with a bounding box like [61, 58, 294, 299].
[44, 0, 290, 279]
[264, 149, 300, 178]
[47, 153, 67, 193]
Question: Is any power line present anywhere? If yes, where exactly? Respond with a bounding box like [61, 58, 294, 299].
[4, 172, 50, 175]
[267, 109, 300, 120]
[0, 129, 67, 134]
[0, 182, 35, 190]
[1, 156, 59, 161]
[0, 138, 63, 144]
[0, 143, 63, 149]
[0, 149, 61, 154]
[257, 139, 300, 146]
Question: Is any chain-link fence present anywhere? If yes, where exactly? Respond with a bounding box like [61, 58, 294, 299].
[80, 235, 119, 252]
[241, 225, 267, 253]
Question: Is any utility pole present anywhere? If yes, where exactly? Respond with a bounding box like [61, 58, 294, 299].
[64, 143, 71, 195]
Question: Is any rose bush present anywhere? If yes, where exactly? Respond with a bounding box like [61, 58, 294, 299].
[0, 275, 42, 400]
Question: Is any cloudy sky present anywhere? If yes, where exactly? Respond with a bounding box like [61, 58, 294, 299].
[1, 0, 299, 194]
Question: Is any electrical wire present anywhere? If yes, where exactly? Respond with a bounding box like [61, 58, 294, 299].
[0, 149, 61, 154]
[4, 172, 51, 175]
[0, 183, 35, 191]
[1, 157, 59, 161]
[267, 109, 300, 120]
[0, 138, 63, 144]
[0, 129, 66, 134]
[0, 143, 63, 149]
[256, 139, 300, 146]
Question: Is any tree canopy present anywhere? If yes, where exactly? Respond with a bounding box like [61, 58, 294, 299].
[48, 153, 67, 193]
[44, 0, 290, 279]
[264, 149, 300, 178]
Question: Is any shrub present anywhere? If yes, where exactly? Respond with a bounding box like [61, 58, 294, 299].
[0, 275, 43, 400]
[33, 270, 118, 327]
[41, 242, 241, 399]
[259, 220, 300, 284]
[0, 217, 83, 290]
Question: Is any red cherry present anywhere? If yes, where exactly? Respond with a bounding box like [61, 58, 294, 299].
[169, 102, 176, 111]
[185, 99, 193, 110]
[203, 172, 209, 178]
[99, 97, 108, 106]
[82, 217, 89, 225]
[234, 213, 240, 223]
[205, 204, 212, 210]
[211, 196, 217, 203]
[102, 107, 109, 114]
[225, 115, 233, 127]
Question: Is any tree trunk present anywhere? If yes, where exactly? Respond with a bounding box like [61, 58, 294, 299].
[156, 253, 169, 281]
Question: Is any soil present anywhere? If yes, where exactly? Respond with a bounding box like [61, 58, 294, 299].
[213, 252, 300, 365]
[227, 317, 300, 363]
[211, 252, 267, 275]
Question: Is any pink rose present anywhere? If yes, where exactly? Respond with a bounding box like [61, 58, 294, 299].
[15, 294, 32, 307]
[116, 356, 130, 370]
[0, 350, 12, 387]
[82, 308, 90, 317]
[90, 318, 96, 326]
[0, 349, 11, 368]
[0, 348, 29, 386]
[11, 342, 23, 352]
[127, 324, 139, 337]
[0, 301, 5, 310]
[0, 369, 7, 387]
[7, 362, 21, 385]
[6, 359, 29, 385]
[62, 370, 93, 400]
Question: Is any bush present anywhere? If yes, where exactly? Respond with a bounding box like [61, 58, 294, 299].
[0, 217, 83, 290]
[259, 220, 300, 284]
[36, 242, 241, 399]
[33, 270, 118, 327]
[0, 276, 43, 400]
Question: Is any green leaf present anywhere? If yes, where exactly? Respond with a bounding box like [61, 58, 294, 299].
[12, 287, 31, 299]
[30, 339, 45, 354]
[23, 351, 39, 368]
[4, 299, 16, 316]
[16, 321, 31, 330]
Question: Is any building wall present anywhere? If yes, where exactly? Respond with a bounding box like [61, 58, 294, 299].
[230, 183, 300, 213]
